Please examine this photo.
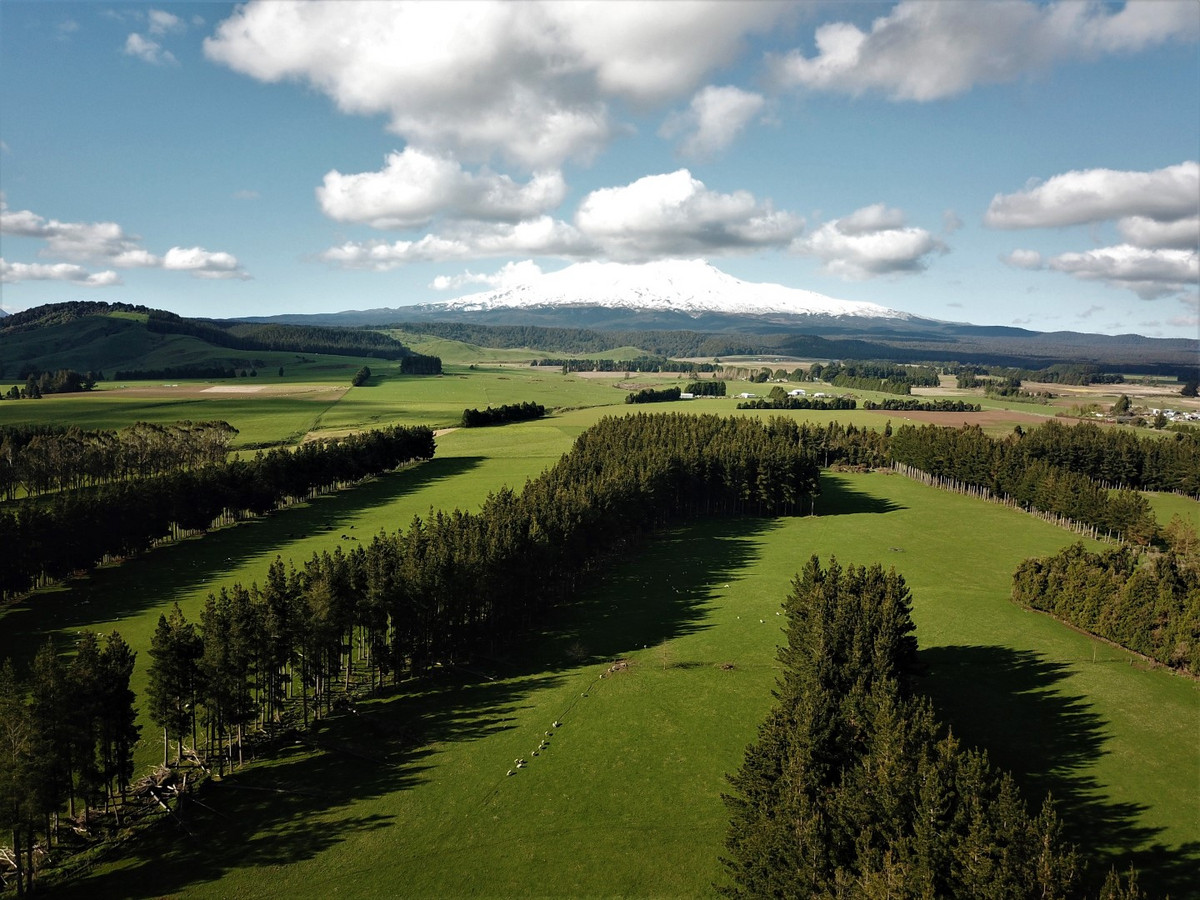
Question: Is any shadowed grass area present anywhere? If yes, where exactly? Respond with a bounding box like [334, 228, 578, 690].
[922, 645, 1200, 897]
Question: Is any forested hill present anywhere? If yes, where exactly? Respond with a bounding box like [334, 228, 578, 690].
[0, 301, 431, 378]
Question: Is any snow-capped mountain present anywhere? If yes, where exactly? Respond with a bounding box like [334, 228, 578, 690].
[435, 259, 913, 321]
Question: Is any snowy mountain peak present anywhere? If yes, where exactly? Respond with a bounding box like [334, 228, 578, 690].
[436, 259, 912, 320]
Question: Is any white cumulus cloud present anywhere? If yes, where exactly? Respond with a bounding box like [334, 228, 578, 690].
[321, 217, 588, 271]
[1048, 245, 1198, 301]
[985, 161, 1199, 229]
[1, 200, 248, 280]
[792, 204, 944, 279]
[660, 85, 765, 159]
[205, 0, 786, 167]
[575, 169, 801, 261]
[1117, 215, 1200, 251]
[318, 149, 566, 229]
[0, 259, 121, 287]
[986, 162, 1199, 301]
[772, 0, 1198, 102]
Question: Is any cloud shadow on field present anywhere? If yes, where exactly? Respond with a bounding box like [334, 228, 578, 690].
[813, 473, 905, 516]
[921, 645, 1200, 898]
[0, 457, 483, 672]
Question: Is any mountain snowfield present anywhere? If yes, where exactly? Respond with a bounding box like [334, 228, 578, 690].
[436, 259, 914, 320]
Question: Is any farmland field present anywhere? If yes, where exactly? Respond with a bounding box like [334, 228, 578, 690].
[1, 367, 1197, 898]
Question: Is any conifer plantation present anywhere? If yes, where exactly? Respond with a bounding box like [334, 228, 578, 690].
[722, 559, 1139, 899]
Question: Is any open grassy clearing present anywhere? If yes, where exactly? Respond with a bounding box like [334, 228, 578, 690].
[38, 457, 1198, 898]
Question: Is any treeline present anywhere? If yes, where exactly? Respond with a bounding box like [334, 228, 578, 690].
[140, 414, 820, 771]
[1, 633, 140, 896]
[862, 398, 982, 412]
[112, 365, 242, 380]
[399, 355, 442, 375]
[889, 425, 1158, 542]
[737, 396, 856, 411]
[536, 357, 716, 373]
[626, 387, 681, 404]
[722, 557, 1093, 898]
[0, 425, 435, 600]
[0, 421, 238, 500]
[812, 360, 940, 393]
[685, 380, 726, 396]
[1013, 524, 1200, 674]
[947, 363, 1125, 386]
[461, 401, 546, 427]
[146, 311, 416, 361]
[1, 369, 97, 400]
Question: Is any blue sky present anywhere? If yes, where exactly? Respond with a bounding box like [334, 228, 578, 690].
[1, 1, 1197, 338]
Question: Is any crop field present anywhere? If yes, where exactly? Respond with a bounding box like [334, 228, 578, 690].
[1, 367, 1197, 898]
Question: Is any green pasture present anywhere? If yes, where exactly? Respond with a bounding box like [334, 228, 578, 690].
[0, 402, 1195, 897]
[1146, 491, 1200, 530]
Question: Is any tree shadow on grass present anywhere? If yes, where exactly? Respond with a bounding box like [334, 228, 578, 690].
[54, 669, 564, 899]
[0, 457, 483, 671]
[814, 473, 905, 516]
[921, 645, 1200, 898]
[54, 515, 768, 896]
[521, 516, 776, 671]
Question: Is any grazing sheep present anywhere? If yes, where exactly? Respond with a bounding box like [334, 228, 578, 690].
[507, 769, 515, 776]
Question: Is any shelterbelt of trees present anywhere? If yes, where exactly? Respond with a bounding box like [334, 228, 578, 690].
[1, 632, 140, 893]
[536, 357, 718, 374]
[861, 398, 982, 412]
[0, 425, 436, 600]
[721, 557, 1140, 899]
[626, 386, 682, 404]
[460, 401, 546, 427]
[134, 414, 819, 770]
[889, 423, 1199, 541]
[0, 421, 239, 500]
[738, 396, 857, 411]
[1013, 523, 1200, 674]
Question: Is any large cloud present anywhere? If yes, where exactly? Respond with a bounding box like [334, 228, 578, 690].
[772, 1, 1198, 101]
[0, 200, 249, 280]
[574, 169, 800, 261]
[791, 203, 944, 279]
[205, 1, 785, 167]
[985, 162, 1198, 229]
[320, 169, 802, 268]
[317, 149, 566, 229]
[1048, 245, 1198, 301]
[659, 85, 765, 159]
[988, 162, 1199, 301]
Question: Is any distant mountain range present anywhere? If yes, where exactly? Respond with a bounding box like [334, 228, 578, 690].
[241, 260, 1197, 371]
[437, 260, 912, 321]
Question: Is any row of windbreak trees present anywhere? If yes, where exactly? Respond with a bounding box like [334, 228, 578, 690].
[722, 557, 1139, 899]
[460, 401, 546, 427]
[1, 633, 140, 897]
[887, 423, 1200, 542]
[0, 425, 436, 600]
[1012, 523, 1200, 674]
[143, 413, 822, 769]
[0, 421, 239, 500]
